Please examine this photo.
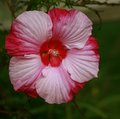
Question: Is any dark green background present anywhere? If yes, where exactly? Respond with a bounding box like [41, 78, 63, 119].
[0, 15, 120, 119]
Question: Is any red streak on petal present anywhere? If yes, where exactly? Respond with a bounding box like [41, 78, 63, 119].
[48, 8, 68, 22]
[67, 82, 85, 102]
[17, 85, 38, 98]
[6, 34, 37, 56]
[86, 36, 99, 56]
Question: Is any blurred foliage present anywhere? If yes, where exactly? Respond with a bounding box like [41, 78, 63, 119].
[1, 0, 120, 18]
[0, 0, 120, 119]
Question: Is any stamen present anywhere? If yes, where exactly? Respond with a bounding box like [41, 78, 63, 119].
[48, 49, 59, 56]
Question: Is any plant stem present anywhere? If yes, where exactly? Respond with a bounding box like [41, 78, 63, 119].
[72, 98, 85, 117]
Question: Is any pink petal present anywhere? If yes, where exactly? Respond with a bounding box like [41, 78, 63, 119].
[36, 66, 84, 104]
[9, 55, 44, 97]
[6, 11, 52, 56]
[62, 36, 100, 83]
[48, 8, 92, 49]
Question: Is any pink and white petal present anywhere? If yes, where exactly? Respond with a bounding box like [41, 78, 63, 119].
[48, 8, 92, 49]
[6, 11, 52, 56]
[62, 36, 100, 83]
[36, 66, 84, 104]
[9, 54, 44, 97]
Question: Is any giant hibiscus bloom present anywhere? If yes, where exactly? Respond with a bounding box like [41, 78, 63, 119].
[6, 8, 99, 104]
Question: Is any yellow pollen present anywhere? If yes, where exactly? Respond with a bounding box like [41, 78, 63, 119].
[48, 49, 59, 56]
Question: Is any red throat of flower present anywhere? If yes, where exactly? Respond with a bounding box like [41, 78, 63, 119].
[40, 40, 67, 67]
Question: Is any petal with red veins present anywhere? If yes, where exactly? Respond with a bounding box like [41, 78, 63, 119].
[36, 66, 84, 104]
[6, 11, 52, 56]
[48, 8, 92, 49]
[9, 55, 44, 97]
[62, 37, 100, 83]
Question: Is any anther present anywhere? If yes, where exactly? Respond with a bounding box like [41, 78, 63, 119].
[48, 49, 59, 56]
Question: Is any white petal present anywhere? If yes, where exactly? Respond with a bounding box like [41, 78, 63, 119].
[13, 11, 52, 45]
[62, 37, 99, 83]
[36, 66, 83, 104]
[9, 55, 44, 97]
[6, 11, 52, 56]
[48, 8, 92, 49]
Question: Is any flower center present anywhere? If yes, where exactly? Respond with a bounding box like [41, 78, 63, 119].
[40, 40, 67, 67]
[48, 49, 59, 56]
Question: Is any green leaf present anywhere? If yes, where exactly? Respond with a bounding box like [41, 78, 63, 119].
[98, 95, 120, 108]
[79, 103, 108, 118]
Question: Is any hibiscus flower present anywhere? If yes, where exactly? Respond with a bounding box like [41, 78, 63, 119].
[6, 8, 99, 104]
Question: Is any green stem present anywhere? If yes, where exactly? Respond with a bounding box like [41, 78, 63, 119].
[66, 104, 72, 119]
[72, 98, 85, 117]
